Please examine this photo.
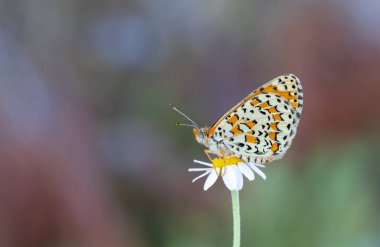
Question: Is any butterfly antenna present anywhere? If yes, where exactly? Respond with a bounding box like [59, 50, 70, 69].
[170, 103, 200, 129]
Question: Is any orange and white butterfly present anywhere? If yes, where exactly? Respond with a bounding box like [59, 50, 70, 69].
[171, 74, 303, 164]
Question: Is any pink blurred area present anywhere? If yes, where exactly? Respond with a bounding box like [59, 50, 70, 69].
[0, 77, 137, 246]
[0, 0, 379, 246]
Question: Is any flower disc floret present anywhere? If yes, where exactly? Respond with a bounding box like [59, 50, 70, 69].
[189, 157, 266, 191]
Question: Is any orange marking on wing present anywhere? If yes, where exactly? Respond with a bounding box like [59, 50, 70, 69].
[268, 106, 277, 113]
[290, 101, 298, 108]
[227, 115, 239, 125]
[270, 123, 278, 131]
[270, 142, 279, 152]
[269, 132, 277, 141]
[245, 135, 257, 143]
[273, 114, 283, 121]
[260, 102, 270, 108]
[251, 98, 260, 106]
[230, 125, 243, 135]
[246, 130, 253, 135]
[261, 85, 298, 105]
[242, 120, 255, 129]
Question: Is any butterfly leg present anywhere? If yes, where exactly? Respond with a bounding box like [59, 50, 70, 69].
[204, 149, 224, 176]
[220, 148, 226, 160]
[203, 149, 214, 163]
[219, 149, 226, 176]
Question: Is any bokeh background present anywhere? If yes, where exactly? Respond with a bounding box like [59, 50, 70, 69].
[0, 0, 379, 246]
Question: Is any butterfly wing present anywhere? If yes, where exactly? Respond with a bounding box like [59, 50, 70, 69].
[209, 74, 303, 163]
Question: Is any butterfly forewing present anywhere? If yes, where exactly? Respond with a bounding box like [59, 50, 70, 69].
[209, 74, 303, 163]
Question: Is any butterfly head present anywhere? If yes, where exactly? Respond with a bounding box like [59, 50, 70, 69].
[170, 103, 210, 145]
[193, 127, 209, 145]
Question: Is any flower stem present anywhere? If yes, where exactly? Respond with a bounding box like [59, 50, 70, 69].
[231, 190, 241, 247]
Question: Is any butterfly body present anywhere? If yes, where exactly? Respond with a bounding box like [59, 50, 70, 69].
[192, 74, 303, 164]
[193, 127, 223, 155]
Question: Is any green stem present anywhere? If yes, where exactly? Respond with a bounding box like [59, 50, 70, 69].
[231, 190, 241, 247]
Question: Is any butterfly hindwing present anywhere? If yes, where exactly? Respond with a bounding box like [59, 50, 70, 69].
[210, 74, 303, 163]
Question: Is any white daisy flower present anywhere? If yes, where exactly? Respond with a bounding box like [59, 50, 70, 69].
[189, 157, 266, 191]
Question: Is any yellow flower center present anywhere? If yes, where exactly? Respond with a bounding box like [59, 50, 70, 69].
[212, 155, 244, 169]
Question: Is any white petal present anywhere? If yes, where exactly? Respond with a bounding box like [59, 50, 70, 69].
[222, 166, 243, 191]
[188, 168, 211, 172]
[203, 170, 218, 191]
[193, 160, 213, 167]
[238, 163, 255, 181]
[222, 168, 235, 191]
[249, 163, 266, 180]
[192, 170, 211, 183]
[255, 163, 265, 168]
[234, 166, 244, 190]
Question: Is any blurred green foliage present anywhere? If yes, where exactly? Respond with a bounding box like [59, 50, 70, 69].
[148, 140, 380, 247]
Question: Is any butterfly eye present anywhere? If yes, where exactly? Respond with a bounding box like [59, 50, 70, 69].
[199, 131, 204, 139]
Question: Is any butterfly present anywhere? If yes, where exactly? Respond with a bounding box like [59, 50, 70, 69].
[171, 74, 303, 164]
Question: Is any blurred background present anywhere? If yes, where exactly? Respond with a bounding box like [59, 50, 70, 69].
[0, 0, 379, 246]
